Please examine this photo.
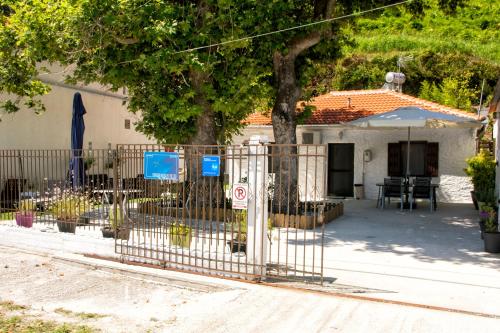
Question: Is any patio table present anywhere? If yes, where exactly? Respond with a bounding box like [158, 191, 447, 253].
[376, 182, 439, 210]
[92, 189, 144, 205]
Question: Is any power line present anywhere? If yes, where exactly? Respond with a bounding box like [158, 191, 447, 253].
[174, 0, 413, 54]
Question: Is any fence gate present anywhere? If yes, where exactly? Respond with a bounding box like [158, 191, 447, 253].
[110, 142, 328, 283]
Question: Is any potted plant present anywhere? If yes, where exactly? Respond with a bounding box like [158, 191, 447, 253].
[102, 207, 130, 240]
[84, 156, 96, 171]
[483, 208, 500, 253]
[50, 193, 92, 233]
[228, 210, 247, 253]
[169, 224, 192, 248]
[465, 150, 496, 210]
[15, 199, 36, 228]
[227, 211, 273, 254]
[478, 203, 491, 239]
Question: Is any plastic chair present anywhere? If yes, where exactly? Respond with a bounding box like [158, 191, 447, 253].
[381, 177, 404, 211]
[410, 177, 434, 212]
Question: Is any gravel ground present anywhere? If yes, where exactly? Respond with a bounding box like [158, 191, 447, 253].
[1, 246, 500, 333]
[0, 246, 212, 332]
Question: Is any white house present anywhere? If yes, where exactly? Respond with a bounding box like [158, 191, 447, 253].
[0, 72, 482, 204]
[0, 67, 155, 150]
[235, 89, 482, 203]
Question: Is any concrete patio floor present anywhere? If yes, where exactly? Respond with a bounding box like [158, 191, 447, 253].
[1, 198, 499, 319]
[320, 199, 500, 316]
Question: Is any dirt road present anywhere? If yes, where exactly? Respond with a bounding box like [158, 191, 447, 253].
[0, 246, 499, 333]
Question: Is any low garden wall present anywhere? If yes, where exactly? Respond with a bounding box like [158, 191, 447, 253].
[270, 202, 344, 229]
[137, 201, 344, 229]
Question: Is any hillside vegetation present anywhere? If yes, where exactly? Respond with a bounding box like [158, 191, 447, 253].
[310, 0, 500, 111]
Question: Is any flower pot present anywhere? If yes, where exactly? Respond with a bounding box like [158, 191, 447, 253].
[57, 220, 77, 233]
[15, 212, 34, 228]
[116, 227, 130, 240]
[479, 220, 485, 240]
[78, 216, 91, 225]
[471, 191, 479, 210]
[101, 227, 115, 238]
[484, 232, 500, 253]
[101, 226, 130, 240]
[227, 240, 246, 254]
[169, 231, 192, 248]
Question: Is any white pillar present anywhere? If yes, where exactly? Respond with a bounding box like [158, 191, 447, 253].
[247, 135, 269, 277]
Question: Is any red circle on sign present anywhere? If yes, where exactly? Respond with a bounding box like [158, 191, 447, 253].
[234, 187, 246, 200]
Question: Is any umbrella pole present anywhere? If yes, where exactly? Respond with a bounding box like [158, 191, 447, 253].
[406, 127, 411, 179]
[404, 126, 412, 209]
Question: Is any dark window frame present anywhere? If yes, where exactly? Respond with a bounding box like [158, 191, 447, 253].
[388, 141, 439, 177]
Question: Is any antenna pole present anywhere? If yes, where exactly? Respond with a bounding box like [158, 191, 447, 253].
[478, 79, 485, 117]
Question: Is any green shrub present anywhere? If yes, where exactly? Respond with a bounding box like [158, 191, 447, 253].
[50, 194, 93, 221]
[169, 224, 192, 248]
[482, 205, 498, 233]
[108, 207, 124, 229]
[231, 210, 273, 243]
[465, 150, 496, 199]
[18, 199, 36, 213]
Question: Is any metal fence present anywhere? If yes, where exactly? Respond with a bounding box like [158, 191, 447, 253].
[0, 149, 115, 230]
[115, 144, 328, 283]
[0, 144, 330, 283]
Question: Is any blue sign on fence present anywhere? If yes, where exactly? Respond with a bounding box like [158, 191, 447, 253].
[144, 152, 179, 180]
[201, 155, 220, 177]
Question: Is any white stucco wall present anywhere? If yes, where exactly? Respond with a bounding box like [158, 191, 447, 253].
[234, 125, 477, 203]
[0, 84, 155, 150]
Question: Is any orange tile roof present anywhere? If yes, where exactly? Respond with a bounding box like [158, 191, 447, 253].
[244, 89, 478, 126]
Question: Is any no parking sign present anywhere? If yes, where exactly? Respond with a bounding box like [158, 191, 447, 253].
[232, 183, 248, 209]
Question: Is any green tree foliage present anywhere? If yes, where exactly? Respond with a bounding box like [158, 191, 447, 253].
[310, 50, 500, 111]
[352, 0, 499, 62]
[0, 0, 71, 114]
[0, 0, 269, 144]
[419, 74, 476, 110]
[304, 0, 499, 111]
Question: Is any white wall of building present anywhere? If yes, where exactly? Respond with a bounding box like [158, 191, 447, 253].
[0, 84, 155, 150]
[235, 125, 477, 203]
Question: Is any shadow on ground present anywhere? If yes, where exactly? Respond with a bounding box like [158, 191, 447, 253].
[288, 200, 500, 270]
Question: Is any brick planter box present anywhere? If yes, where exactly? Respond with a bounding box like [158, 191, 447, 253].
[138, 201, 344, 229]
[138, 203, 230, 222]
[271, 202, 344, 229]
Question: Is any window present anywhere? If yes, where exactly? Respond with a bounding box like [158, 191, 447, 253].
[388, 142, 439, 177]
[302, 132, 314, 144]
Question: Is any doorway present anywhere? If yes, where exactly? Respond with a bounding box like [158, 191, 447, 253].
[328, 143, 354, 197]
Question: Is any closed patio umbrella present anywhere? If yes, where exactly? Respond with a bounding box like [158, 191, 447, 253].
[69, 92, 86, 189]
[348, 106, 480, 179]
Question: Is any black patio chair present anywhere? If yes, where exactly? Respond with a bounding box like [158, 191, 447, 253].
[410, 177, 434, 212]
[381, 177, 404, 211]
[86, 174, 109, 190]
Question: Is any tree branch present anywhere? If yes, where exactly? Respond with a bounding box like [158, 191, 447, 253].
[287, 31, 322, 59]
[325, 0, 336, 19]
[287, 0, 336, 59]
[94, 21, 139, 45]
[314, 0, 336, 19]
[114, 36, 139, 45]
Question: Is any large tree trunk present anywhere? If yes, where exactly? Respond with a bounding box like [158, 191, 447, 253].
[183, 70, 221, 213]
[271, 53, 301, 214]
[189, 70, 217, 146]
[270, 1, 335, 213]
